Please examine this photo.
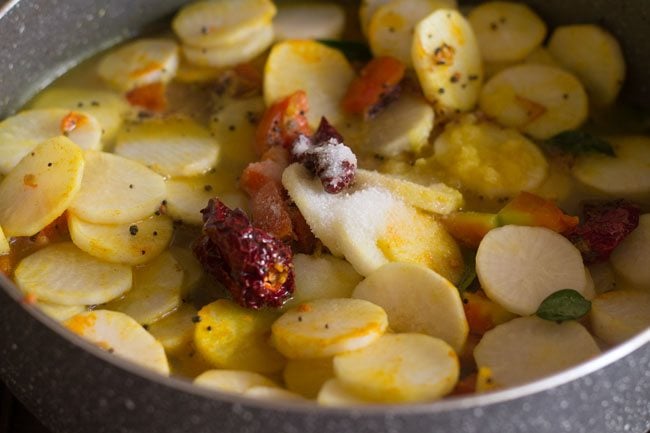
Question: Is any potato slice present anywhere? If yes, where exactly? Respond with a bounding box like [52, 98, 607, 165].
[590, 290, 650, 346]
[37, 301, 86, 322]
[572, 136, 650, 198]
[352, 263, 468, 352]
[272, 298, 388, 359]
[360, 0, 396, 37]
[0, 225, 9, 255]
[70, 150, 166, 225]
[194, 370, 278, 394]
[474, 316, 600, 387]
[468, 1, 546, 62]
[264, 40, 355, 127]
[175, 57, 222, 84]
[284, 358, 335, 399]
[548, 25, 625, 107]
[610, 214, 650, 288]
[524, 47, 559, 68]
[182, 24, 274, 69]
[0, 109, 101, 174]
[97, 39, 179, 92]
[412, 9, 483, 114]
[172, 0, 276, 47]
[244, 387, 305, 401]
[368, 0, 454, 66]
[355, 169, 463, 215]
[333, 333, 459, 403]
[15, 242, 131, 306]
[68, 213, 173, 265]
[479, 64, 588, 140]
[283, 254, 362, 310]
[476, 226, 593, 316]
[0, 137, 84, 237]
[169, 247, 205, 298]
[65, 310, 169, 375]
[147, 304, 198, 353]
[104, 251, 183, 325]
[317, 379, 372, 406]
[433, 115, 548, 199]
[195, 299, 285, 374]
[274, 3, 345, 41]
[29, 88, 129, 145]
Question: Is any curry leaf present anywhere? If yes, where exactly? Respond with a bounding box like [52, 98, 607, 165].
[536, 289, 591, 322]
[546, 130, 615, 156]
[317, 39, 372, 62]
[457, 253, 478, 293]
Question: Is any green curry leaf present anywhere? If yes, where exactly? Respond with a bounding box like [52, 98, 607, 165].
[546, 130, 615, 156]
[316, 39, 372, 62]
[536, 289, 592, 322]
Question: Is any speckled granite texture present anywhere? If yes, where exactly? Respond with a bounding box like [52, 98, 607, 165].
[0, 1, 649, 432]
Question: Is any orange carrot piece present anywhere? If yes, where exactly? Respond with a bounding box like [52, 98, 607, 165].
[254, 90, 311, 157]
[498, 191, 579, 233]
[126, 82, 167, 112]
[441, 212, 499, 249]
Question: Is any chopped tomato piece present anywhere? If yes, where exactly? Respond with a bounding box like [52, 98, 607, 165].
[240, 147, 290, 196]
[498, 191, 579, 233]
[126, 82, 167, 112]
[250, 182, 294, 240]
[255, 90, 311, 156]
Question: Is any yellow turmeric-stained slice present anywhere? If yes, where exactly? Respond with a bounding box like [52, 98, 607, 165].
[194, 370, 279, 394]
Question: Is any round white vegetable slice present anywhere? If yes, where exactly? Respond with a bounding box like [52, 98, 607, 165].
[271, 298, 388, 359]
[610, 214, 650, 288]
[15, 242, 132, 306]
[412, 9, 483, 114]
[194, 370, 278, 394]
[97, 39, 179, 92]
[182, 24, 274, 68]
[474, 316, 600, 387]
[333, 333, 459, 403]
[572, 136, 650, 198]
[29, 88, 129, 145]
[68, 213, 173, 265]
[548, 25, 625, 107]
[0, 136, 84, 237]
[244, 387, 305, 402]
[317, 379, 372, 406]
[104, 251, 183, 325]
[274, 3, 345, 41]
[147, 304, 198, 353]
[264, 40, 355, 127]
[0, 109, 101, 174]
[468, 1, 546, 62]
[352, 263, 468, 352]
[37, 301, 85, 322]
[368, 0, 453, 66]
[476, 226, 592, 316]
[172, 0, 276, 47]
[65, 310, 169, 375]
[70, 150, 166, 225]
[283, 254, 362, 310]
[590, 290, 650, 346]
[115, 117, 219, 177]
[433, 116, 548, 199]
[479, 64, 588, 140]
[283, 358, 335, 399]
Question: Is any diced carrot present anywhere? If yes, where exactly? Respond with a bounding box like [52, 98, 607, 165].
[342, 56, 406, 118]
[255, 90, 311, 156]
[442, 212, 499, 249]
[126, 82, 167, 112]
[498, 191, 579, 233]
[462, 291, 517, 336]
[240, 147, 290, 196]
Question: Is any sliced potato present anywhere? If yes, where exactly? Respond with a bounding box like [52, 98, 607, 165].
[147, 304, 198, 353]
[182, 24, 274, 68]
[333, 333, 459, 403]
[194, 370, 278, 394]
[474, 316, 600, 387]
[104, 251, 183, 325]
[244, 387, 305, 401]
[169, 246, 205, 298]
[572, 136, 650, 198]
[264, 40, 355, 127]
[468, 1, 546, 62]
[37, 301, 85, 322]
[590, 290, 650, 346]
[175, 57, 222, 83]
[271, 298, 388, 359]
[97, 39, 179, 92]
[274, 3, 345, 41]
[479, 64, 588, 140]
[360, 0, 396, 36]
[29, 88, 129, 145]
[195, 299, 285, 374]
[0, 109, 101, 174]
[0, 226, 9, 255]
[524, 47, 559, 68]
[68, 213, 173, 265]
[476, 226, 593, 316]
[352, 263, 468, 352]
[355, 169, 464, 215]
[65, 310, 169, 375]
[70, 150, 166, 225]
[610, 214, 650, 288]
[548, 25, 625, 107]
[172, 0, 276, 47]
[368, 0, 454, 66]
[412, 9, 483, 114]
[0, 136, 84, 237]
[284, 358, 335, 399]
[317, 379, 373, 406]
[433, 115, 548, 199]
[283, 254, 363, 310]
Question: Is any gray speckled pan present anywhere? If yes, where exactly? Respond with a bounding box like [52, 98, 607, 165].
[0, 1, 649, 432]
